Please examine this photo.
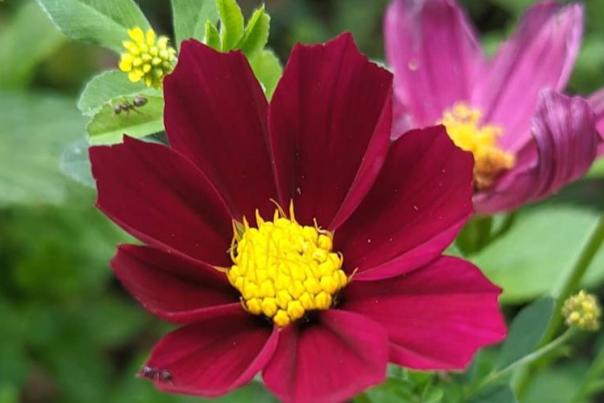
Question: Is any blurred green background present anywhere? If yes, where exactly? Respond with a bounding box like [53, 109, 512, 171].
[1, 0, 604, 402]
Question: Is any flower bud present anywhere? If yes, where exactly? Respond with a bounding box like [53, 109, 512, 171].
[562, 290, 601, 331]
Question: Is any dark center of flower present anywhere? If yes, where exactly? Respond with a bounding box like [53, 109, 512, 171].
[227, 204, 348, 327]
[441, 103, 516, 190]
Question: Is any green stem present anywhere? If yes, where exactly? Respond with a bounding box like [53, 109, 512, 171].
[516, 213, 604, 397]
[572, 344, 604, 402]
[469, 330, 574, 397]
[545, 214, 604, 342]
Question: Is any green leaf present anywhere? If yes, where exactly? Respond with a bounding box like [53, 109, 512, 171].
[217, 0, 245, 51]
[171, 0, 219, 46]
[470, 384, 518, 403]
[496, 297, 555, 370]
[36, 0, 150, 53]
[364, 378, 417, 402]
[0, 1, 66, 89]
[238, 6, 270, 56]
[80, 296, 146, 348]
[204, 20, 222, 50]
[473, 205, 604, 303]
[456, 216, 494, 255]
[0, 338, 29, 388]
[524, 361, 590, 403]
[77, 70, 160, 116]
[249, 49, 282, 99]
[0, 385, 19, 403]
[60, 138, 94, 187]
[209, 381, 277, 402]
[0, 92, 84, 206]
[587, 157, 604, 178]
[87, 95, 164, 145]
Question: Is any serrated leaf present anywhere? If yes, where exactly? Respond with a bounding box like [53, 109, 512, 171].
[238, 6, 270, 57]
[77, 70, 159, 116]
[0, 92, 84, 206]
[87, 95, 164, 145]
[496, 297, 555, 370]
[36, 0, 150, 53]
[217, 0, 245, 51]
[204, 20, 222, 50]
[0, 1, 66, 89]
[249, 49, 282, 99]
[171, 0, 219, 46]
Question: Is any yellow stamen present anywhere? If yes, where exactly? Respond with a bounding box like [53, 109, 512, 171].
[227, 203, 348, 327]
[441, 103, 515, 190]
[119, 26, 176, 88]
[562, 290, 601, 332]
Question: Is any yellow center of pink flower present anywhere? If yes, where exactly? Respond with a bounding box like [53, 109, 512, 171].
[441, 103, 516, 190]
[227, 204, 348, 327]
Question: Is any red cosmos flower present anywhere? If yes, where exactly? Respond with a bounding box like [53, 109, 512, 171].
[90, 34, 506, 403]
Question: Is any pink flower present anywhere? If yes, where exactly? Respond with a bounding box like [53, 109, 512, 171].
[588, 88, 604, 156]
[385, 0, 602, 214]
[90, 34, 506, 402]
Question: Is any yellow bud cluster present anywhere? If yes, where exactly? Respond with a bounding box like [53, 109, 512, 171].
[441, 103, 515, 190]
[562, 290, 601, 332]
[119, 27, 176, 88]
[227, 206, 348, 327]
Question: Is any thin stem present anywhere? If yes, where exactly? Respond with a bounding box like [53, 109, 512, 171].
[469, 330, 574, 397]
[572, 344, 604, 402]
[516, 213, 604, 397]
[545, 214, 604, 342]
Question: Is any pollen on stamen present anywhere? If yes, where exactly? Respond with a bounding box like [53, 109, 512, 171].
[441, 103, 515, 190]
[227, 203, 349, 327]
[119, 27, 177, 88]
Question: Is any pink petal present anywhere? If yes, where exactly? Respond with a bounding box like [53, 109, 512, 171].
[476, 2, 583, 152]
[268, 33, 393, 228]
[164, 40, 277, 220]
[343, 256, 506, 370]
[89, 136, 232, 266]
[385, 0, 485, 126]
[335, 126, 473, 280]
[475, 90, 600, 214]
[111, 245, 239, 324]
[145, 313, 278, 397]
[588, 87, 604, 155]
[263, 310, 388, 403]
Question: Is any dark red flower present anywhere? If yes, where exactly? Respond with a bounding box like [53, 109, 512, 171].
[90, 34, 506, 403]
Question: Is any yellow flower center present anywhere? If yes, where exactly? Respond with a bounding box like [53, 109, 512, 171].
[119, 27, 177, 88]
[227, 204, 348, 327]
[441, 103, 515, 190]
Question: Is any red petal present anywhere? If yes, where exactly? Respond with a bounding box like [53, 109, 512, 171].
[164, 40, 277, 220]
[111, 245, 239, 324]
[263, 310, 388, 403]
[343, 256, 506, 370]
[268, 33, 393, 228]
[90, 136, 232, 266]
[145, 313, 278, 397]
[335, 126, 473, 280]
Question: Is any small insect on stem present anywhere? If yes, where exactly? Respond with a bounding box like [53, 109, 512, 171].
[113, 95, 148, 115]
[138, 366, 173, 384]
